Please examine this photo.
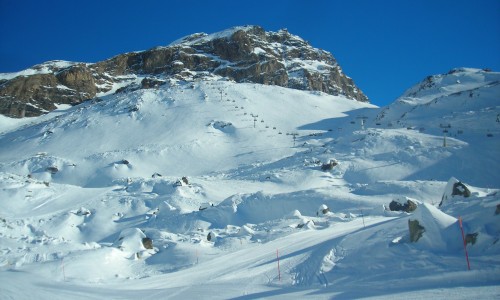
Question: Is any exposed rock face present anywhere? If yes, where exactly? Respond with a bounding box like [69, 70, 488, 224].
[408, 219, 425, 242]
[0, 63, 102, 117]
[0, 25, 369, 118]
[56, 64, 97, 95]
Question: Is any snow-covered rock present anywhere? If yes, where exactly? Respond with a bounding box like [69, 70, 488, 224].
[113, 228, 155, 258]
[439, 177, 472, 207]
[388, 196, 421, 212]
[408, 203, 461, 251]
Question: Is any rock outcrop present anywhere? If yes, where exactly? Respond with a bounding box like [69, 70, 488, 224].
[0, 25, 369, 118]
[388, 196, 419, 213]
[439, 177, 472, 208]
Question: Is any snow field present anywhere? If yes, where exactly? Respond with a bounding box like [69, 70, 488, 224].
[0, 69, 499, 299]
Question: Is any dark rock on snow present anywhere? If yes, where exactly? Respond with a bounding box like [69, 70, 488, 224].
[142, 237, 154, 249]
[408, 219, 425, 242]
[439, 178, 472, 207]
[465, 233, 478, 245]
[321, 159, 338, 171]
[389, 199, 418, 213]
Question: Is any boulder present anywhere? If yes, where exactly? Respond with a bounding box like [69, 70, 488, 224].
[113, 228, 153, 254]
[452, 181, 471, 198]
[465, 233, 478, 245]
[317, 204, 330, 216]
[321, 159, 338, 171]
[207, 231, 216, 242]
[439, 177, 472, 207]
[142, 237, 153, 249]
[408, 219, 425, 242]
[388, 197, 419, 213]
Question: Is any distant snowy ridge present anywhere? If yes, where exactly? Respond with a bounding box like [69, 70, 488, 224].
[398, 67, 499, 105]
[375, 68, 500, 131]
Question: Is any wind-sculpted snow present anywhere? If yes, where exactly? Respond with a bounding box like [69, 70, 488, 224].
[0, 70, 499, 299]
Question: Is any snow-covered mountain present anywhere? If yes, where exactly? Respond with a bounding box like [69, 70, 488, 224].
[365, 68, 500, 187]
[0, 64, 499, 299]
[0, 25, 367, 118]
[375, 68, 499, 129]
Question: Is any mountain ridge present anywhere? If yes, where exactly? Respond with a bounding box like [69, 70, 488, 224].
[0, 25, 368, 118]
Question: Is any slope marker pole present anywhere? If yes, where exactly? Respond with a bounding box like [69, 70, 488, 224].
[361, 209, 366, 228]
[276, 249, 281, 282]
[458, 217, 471, 270]
[61, 257, 66, 281]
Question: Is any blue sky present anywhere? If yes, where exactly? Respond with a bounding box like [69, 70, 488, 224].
[1, 0, 499, 106]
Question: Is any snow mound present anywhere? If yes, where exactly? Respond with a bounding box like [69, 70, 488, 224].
[409, 203, 461, 251]
[207, 120, 234, 133]
[113, 228, 155, 258]
[439, 188, 500, 255]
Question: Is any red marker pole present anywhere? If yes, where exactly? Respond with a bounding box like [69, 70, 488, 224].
[276, 249, 281, 281]
[458, 217, 471, 270]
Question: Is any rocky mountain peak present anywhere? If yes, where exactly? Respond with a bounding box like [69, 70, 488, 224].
[0, 25, 368, 118]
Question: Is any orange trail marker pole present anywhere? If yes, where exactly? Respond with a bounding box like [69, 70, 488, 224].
[458, 217, 471, 270]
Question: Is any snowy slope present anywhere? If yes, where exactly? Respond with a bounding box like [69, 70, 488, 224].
[371, 68, 500, 187]
[0, 70, 499, 299]
[375, 68, 499, 133]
